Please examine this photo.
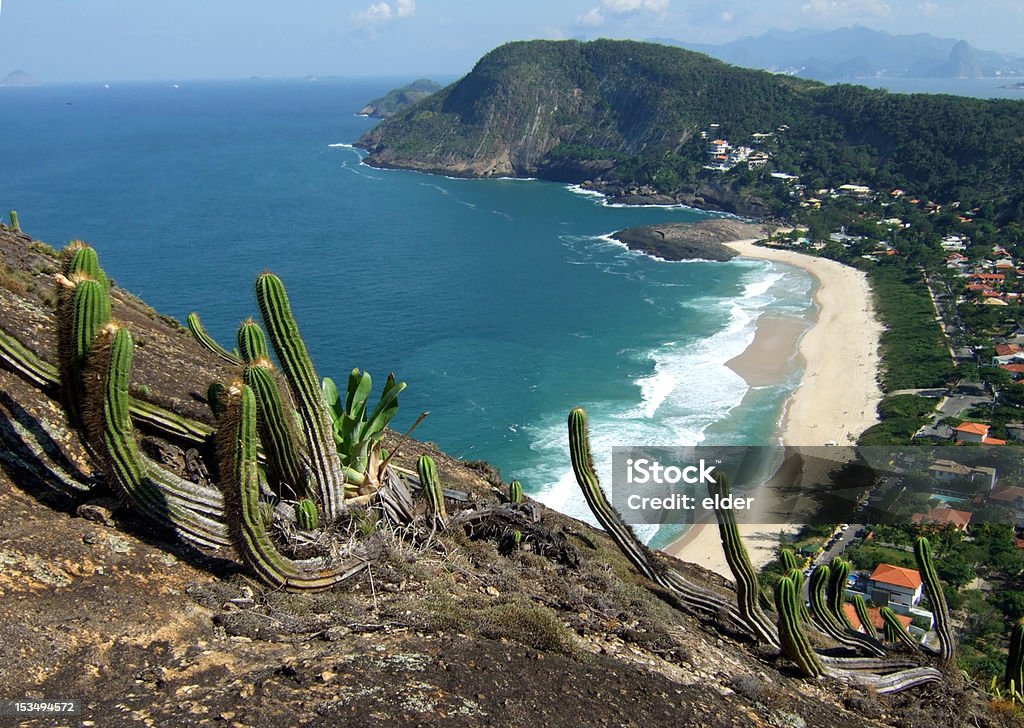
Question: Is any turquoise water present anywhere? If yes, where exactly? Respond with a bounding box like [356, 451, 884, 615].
[0, 79, 814, 542]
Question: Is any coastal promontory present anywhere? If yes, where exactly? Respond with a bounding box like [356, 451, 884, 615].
[611, 219, 767, 261]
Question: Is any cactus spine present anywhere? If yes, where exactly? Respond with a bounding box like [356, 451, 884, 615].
[1006, 619, 1024, 692]
[775, 575, 824, 677]
[256, 273, 345, 516]
[187, 312, 242, 365]
[509, 480, 523, 504]
[566, 408, 742, 625]
[881, 606, 918, 649]
[417, 455, 447, 529]
[709, 471, 779, 648]
[914, 536, 956, 661]
[243, 362, 308, 498]
[294, 499, 319, 530]
[852, 594, 879, 639]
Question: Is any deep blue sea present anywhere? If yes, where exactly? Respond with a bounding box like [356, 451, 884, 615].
[0, 79, 815, 545]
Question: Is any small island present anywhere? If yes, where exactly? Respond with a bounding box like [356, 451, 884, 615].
[610, 219, 767, 261]
[0, 70, 39, 87]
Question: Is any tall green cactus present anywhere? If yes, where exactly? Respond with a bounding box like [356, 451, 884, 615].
[827, 556, 854, 630]
[809, 563, 885, 655]
[914, 536, 956, 661]
[91, 325, 228, 548]
[65, 243, 109, 291]
[256, 272, 345, 516]
[236, 318, 269, 362]
[566, 408, 742, 625]
[881, 606, 918, 650]
[9, 210, 20, 232]
[708, 471, 779, 648]
[57, 272, 111, 425]
[417, 455, 447, 529]
[1006, 619, 1024, 693]
[509, 480, 523, 504]
[187, 312, 242, 365]
[775, 575, 824, 678]
[784, 567, 811, 623]
[779, 548, 800, 573]
[852, 594, 879, 639]
[219, 382, 363, 590]
[243, 362, 308, 498]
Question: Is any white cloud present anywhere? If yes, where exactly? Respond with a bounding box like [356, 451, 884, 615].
[578, 7, 605, 26]
[602, 0, 670, 13]
[801, 0, 891, 18]
[355, 0, 415, 25]
[720, 9, 734, 23]
[917, 1, 939, 14]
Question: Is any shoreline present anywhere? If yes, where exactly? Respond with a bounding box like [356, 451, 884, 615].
[663, 239, 883, 578]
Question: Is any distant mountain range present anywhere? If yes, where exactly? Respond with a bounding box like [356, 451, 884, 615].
[656, 27, 1024, 81]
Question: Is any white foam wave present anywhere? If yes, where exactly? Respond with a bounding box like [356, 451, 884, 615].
[328, 142, 355, 148]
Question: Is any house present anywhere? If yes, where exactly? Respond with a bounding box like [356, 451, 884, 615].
[988, 486, 1024, 508]
[836, 183, 872, 200]
[842, 603, 914, 635]
[999, 363, 1024, 379]
[911, 507, 973, 531]
[868, 564, 923, 614]
[992, 343, 1024, 365]
[954, 422, 990, 443]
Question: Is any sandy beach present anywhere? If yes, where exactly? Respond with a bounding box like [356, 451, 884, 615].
[662, 239, 883, 578]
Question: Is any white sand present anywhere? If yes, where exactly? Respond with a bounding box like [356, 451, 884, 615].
[662, 239, 883, 578]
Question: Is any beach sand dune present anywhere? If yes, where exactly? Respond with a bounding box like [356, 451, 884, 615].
[663, 239, 883, 578]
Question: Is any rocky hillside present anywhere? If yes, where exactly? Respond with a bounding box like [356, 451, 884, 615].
[358, 79, 441, 119]
[0, 224, 1015, 726]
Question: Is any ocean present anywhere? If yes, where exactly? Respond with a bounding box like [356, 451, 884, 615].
[0, 78, 814, 546]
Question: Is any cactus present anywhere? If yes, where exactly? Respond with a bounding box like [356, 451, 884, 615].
[779, 548, 800, 573]
[809, 564, 885, 656]
[323, 368, 406, 486]
[852, 593, 879, 639]
[256, 273, 346, 516]
[65, 243, 109, 291]
[566, 408, 743, 626]
[914, 536, 956, 661]
[218, 382, 366, 590]
[509, 479, 523, 504]
[236, 317, 269, 363]
[294, 499, 319, 530]
[417, 455, 447, 529]
[243, 362, 308, 498]
[9, 210, 20, 232]
[207, 382, 227, 418]
[784, 568, 811, 623]
[827, 556, 855, 630]
[56, 272, 111, 426]
[187, 312, 242, 365]
[1006, 619, 1024, 693]
[775, 575, 824, 677]
[881, 606, 919, 649]
[89, 325, 229, 548]
[708, 471, 779, 648]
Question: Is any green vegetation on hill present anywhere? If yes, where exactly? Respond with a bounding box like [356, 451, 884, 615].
[358, 39, 1024, 225]
[358, 79, 440, 119]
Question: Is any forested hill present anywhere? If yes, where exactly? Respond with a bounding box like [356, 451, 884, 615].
[357, 39, 1024, 222]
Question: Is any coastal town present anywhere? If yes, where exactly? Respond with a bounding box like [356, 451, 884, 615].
[701, 131, 1024, 681]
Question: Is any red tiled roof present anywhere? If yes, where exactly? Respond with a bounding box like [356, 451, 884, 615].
[870, 563, 923, 590]
[1000, 364, 1024, 374]
[955, 422, 990, 436]
[843, 603, 911, 632]
[995, 344, 1023, 356]
[922, 508, 972, 528]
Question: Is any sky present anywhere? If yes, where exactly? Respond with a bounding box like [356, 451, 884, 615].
[0, 0, 1021, 82]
